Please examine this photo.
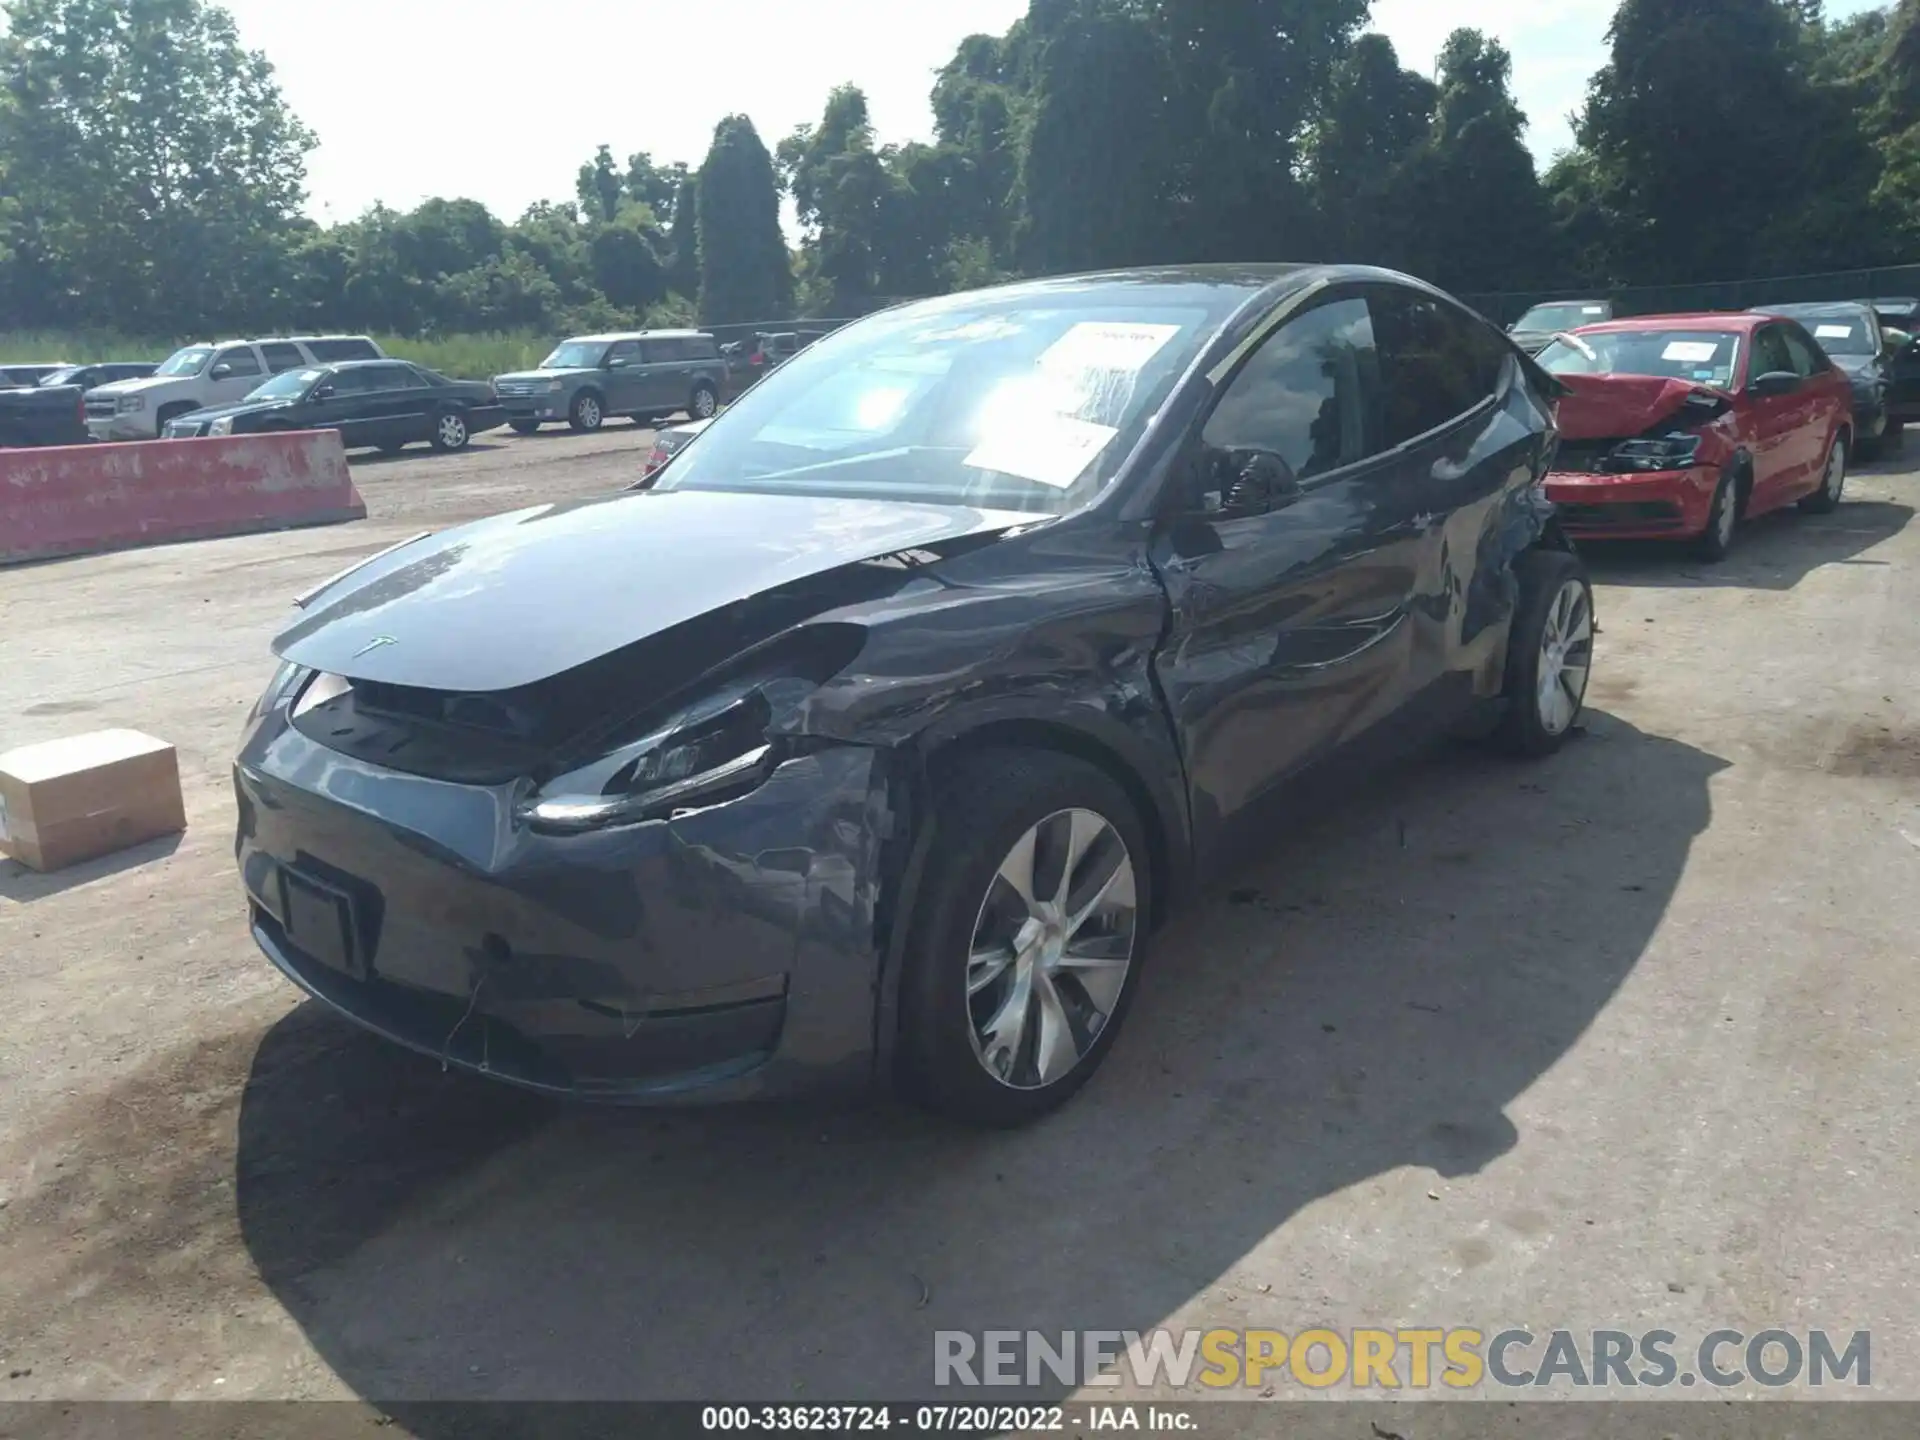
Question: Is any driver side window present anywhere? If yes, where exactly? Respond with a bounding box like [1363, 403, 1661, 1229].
[1750, 326, 1794, 382]
[1200, 296, 1379, 496]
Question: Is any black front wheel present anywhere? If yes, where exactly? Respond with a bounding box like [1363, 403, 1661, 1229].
[569, 392, 604, 432]
[896, 749, 1151, 1127]
[1496, 549, 1595, 759]
[689, 381, 719, 420]
[1694, 470, 1740, 562]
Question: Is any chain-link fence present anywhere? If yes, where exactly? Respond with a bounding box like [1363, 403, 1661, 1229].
[1458, 263, 1920, 327]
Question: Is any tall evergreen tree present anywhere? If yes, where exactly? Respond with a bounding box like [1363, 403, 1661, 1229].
[696, 114, 791, 325]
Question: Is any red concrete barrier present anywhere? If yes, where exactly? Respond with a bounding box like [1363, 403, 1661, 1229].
[0, 430, 366, 566]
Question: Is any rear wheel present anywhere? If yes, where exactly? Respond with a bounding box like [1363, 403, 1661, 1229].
[430, 408, 470, 453]
[1798, 434, 1846, 514]
[508, 418, 540, 435]
[1497, 550, 1595, 758]
[569, 391, 604, 432]
[897, 749, 1151, 1127]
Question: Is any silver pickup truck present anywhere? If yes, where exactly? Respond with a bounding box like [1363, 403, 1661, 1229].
[492, 330, 728, 433]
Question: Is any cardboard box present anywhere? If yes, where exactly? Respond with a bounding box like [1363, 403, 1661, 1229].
[0, 729, 187, 872]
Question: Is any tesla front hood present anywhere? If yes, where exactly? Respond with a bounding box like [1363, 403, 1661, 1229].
[1555, 373, 1731, 440]
[273, 489, 1033, 693]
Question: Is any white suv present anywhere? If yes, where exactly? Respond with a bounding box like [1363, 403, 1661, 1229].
[84, 335, 386, 441]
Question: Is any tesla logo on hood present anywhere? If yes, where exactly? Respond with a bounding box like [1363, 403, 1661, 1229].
[352, 635, 399, 658]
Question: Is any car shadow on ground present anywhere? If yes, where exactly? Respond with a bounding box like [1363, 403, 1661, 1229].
[1582, 498, 1913, 591]
[347, 441, 510, 468]
[220, 709, 1726, 1405]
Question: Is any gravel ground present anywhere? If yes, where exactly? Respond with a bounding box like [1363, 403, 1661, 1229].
[1, 430, 1916, 1417]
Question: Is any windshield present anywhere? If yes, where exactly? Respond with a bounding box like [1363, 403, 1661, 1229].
[37, 368, 82, 387]
[1515, 302, 1610, 332]
[1779, 313, 1876, 356]
[541, 342, 606, 370]
[156, 346, 212, 377]
[1538, 329, 1742, 390]
[656, 286, 1238, 514]
[246, 367, 327, 400]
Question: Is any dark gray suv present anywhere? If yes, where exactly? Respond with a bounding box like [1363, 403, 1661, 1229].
[493, 330, 728, 434]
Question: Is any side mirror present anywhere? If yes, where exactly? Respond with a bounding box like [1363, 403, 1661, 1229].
[1200, 448, 1300, 517]
[210, 363, 232, 380]
[1749, 370, 1801, 398]
[312, 383, 337, 401]
[605, 356, 627, 369]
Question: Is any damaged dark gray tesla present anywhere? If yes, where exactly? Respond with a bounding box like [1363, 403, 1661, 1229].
[235, 264, 1593, 1126]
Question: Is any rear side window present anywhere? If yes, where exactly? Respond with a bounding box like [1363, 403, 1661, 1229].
[645, 337, 686, 363]
[1203, 295, 1380, 482]
[306, 338, 380, 362]
[261, 342, 306, 373]
[1367, 286, 1505, 446]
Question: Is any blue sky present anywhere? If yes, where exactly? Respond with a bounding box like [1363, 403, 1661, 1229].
[218, 0, 1891, 227]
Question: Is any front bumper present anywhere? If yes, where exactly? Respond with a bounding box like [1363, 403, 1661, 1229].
[495, 389, 570, 422]
[466, 403, 509, 435]
[1545, 464, 1720, 540]
[87, 412, 157, 442]
[234, 713, 894, 1102]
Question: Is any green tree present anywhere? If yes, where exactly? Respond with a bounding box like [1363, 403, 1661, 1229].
[576, 143, 625, 224]
[1019, 5, 1176, 272]
[0, 0, 315, 333]
[696, 114, 791, 324]
[667, 170, 701, 298]
[1308, 33, 1438, 260]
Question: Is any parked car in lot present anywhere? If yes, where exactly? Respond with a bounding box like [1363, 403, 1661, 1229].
[29, 361, 159, 393]
[163, 360, 505, 453]
[493, 331, 726, 434]
[1753, 301, 1898, 457]
[0, 363, 72, 388]
[1536, 312, 1852, 560]
[236, 264, 1591, 1124]
[639, 415, 714, 481]
[85, 335, 385, 441]
[0, 382, 87, 447]
[1508, 299, 1615, 355]
[1861, 297, 1920, 431]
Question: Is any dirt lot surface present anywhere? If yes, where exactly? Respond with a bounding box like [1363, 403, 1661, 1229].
[2, 428, 1918, 1414]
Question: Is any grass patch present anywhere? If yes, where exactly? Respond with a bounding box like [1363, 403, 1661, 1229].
[0, 330, 561, 379]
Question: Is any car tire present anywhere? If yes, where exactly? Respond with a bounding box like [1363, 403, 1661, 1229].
[1496, 550, 1595, 759]
[689, 381, 720, 420]
[430, 408, 470, 453]
[896, 748, 1152, 1128]
[1798, 434, 1846, 514]
[569, 391, 604, 432]
[1694, 467, 1741, 562]
[155, 403, 196, 435]
[508, 419, 540, 435]
[1885, 418, 1905, 449]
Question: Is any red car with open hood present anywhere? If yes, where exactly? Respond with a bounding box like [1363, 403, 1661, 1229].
[1535, 313, 1853, 560]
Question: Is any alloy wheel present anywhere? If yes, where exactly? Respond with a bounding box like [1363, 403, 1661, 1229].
[578, 397, 601, 428]
[1823, 441, 1846, 503]
[438, 413, 467, 448]
[966, 808, 1137, 1091]
[1536, 578, 1593, 737]
[692, 387, 717, 418]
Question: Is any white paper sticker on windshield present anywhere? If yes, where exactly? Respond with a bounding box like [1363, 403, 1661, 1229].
[1662, 341, 1720, 363]
[1582, 305, 1607, 315]
[965, 415, 1118, 489]
[1038, 323, 1182, 378]
[1815, 324, 1854, 340]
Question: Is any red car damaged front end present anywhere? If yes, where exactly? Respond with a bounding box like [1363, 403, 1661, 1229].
[1545, 375, 1739, 540]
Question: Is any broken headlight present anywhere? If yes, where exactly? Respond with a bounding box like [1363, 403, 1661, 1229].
[1604, 434, 1703, 473]
[517, 683, 785, 836]
[517, 626, 866, 836]
[248, 660, 313, 722]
